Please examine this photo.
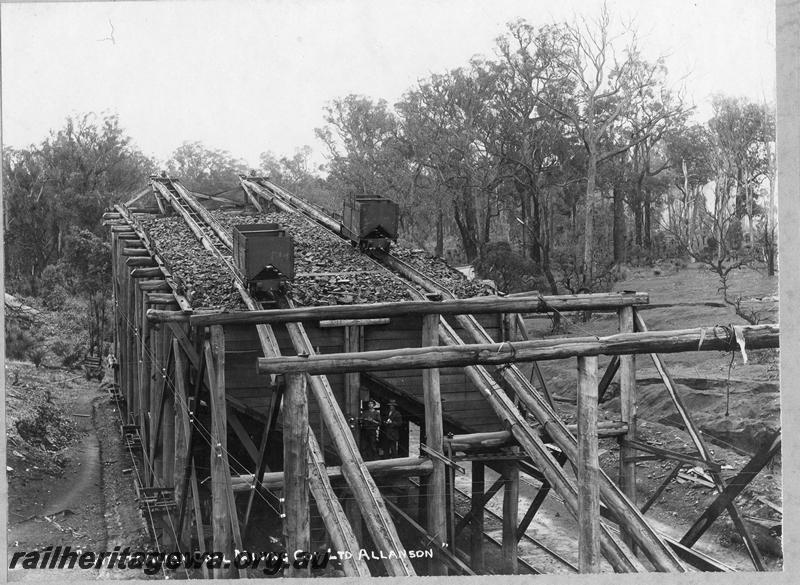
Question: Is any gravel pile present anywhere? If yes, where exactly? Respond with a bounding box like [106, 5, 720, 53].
[211, 211, 415, 306]
[390, 245, 492, 298]
[139, 208, 488, 309]
[139, 216, 244, 310]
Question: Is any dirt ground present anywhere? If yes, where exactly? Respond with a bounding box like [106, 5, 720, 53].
[6, 362, 151, 581]
[520, 262, 782, 570]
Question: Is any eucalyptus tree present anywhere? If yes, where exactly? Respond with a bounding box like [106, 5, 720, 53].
[397, 67, 501, 261]
[531, 5, 687, 287]
[4, 113, 154, 294]
[315, 95, 414, 225]
[664, 124, 715, 257]
[705, 95, 773, 252]
[166, 141, 249, 194]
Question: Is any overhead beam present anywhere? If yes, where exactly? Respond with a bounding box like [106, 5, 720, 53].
[231, 456, 434, 492]
[444, 422, 628, 451]
[176, 292, 649, 326]
[257, 324, 779, 375]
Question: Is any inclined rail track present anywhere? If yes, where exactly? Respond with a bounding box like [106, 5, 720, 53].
[148, 177, 414, 577]
[239, 177, 606, 572]
[120, 177, 731, 574]
[155, 176, 562, 574]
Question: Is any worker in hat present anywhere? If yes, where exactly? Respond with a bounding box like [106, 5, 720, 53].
[381, 400, 403, 458]
[358, 400, 381, 460]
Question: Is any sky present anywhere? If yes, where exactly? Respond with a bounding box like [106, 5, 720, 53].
[1, 0, 776, 169]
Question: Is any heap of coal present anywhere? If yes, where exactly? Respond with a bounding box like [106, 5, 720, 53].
[139, 208, 490, 310]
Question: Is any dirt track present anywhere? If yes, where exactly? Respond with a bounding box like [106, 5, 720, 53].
[6, 364, 150, 581]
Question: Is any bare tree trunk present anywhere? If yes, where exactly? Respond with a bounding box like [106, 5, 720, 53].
[453, 188, 480, 263]
[643, 188, 652, 256]
[435, 209, 444, 257]
[612, 187, 625, 265]
[530, 187, 541, 264]
[583, 148, 597, 288]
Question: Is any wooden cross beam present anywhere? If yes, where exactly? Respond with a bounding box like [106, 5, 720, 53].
[680, 431, 781, 549]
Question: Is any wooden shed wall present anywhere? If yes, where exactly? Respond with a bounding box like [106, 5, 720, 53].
[223, 312, 506, 435]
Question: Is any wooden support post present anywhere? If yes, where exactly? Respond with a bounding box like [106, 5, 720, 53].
[423, 314, 447, 576]
[148, 301, 161, 484]
[123, 248, 136, 418]
[173, 339, 189, 541]
[502, 461, 520, 574]
[135, 281, 152, 485]
[207, 328, 232, 579]
[470, 462, 485, 572]
[618, 306, 637, 551]
[577, 356, 600, 573]
[283, 373, 310, 578]
[189, 460, 210, 579]
[343, 324, 363, 544]
[438, 318, 654, 573]
[162, 386, 175, 486]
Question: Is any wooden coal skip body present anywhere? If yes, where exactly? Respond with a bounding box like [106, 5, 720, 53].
[257, 324, 779, 375]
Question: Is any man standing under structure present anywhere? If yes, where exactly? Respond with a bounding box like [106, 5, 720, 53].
[382, 400, 403, 458]
[358, 400, 381, 460]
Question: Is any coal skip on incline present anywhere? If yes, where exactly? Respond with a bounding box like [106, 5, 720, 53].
[138, 208, 489, 310]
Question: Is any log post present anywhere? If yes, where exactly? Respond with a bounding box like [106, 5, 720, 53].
[207, 327, 232, 579]
[135, 280, 152, 485]
[577, 356, 601, 573]
[470, 462, 485, 572]
[113, 234, 128, 409]
[162, 383, 176, 484]
[502, 461, 520, 574]
[618, 306, 637, 551]
[147, 295, 161, 484]
[173, 339, 189, 541]
[423, 314, 447, 576]
[343, 324, 363, 544]
[283, 373, 310, 578]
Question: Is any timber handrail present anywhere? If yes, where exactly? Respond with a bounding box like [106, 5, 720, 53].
[257, 324, 779, 375]
[145, 292, 650, 325]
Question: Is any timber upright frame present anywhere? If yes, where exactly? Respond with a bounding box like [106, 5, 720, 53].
[251, 297, 779, 574]
[105, 190, 781, 577]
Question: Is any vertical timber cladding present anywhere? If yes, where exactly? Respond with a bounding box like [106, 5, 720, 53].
[222, 321, 346, 457]
[364, 313, 506, 433]
[223, 311, 506, 456]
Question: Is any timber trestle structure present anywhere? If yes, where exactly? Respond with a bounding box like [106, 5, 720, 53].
[103, 176, 781, 577]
